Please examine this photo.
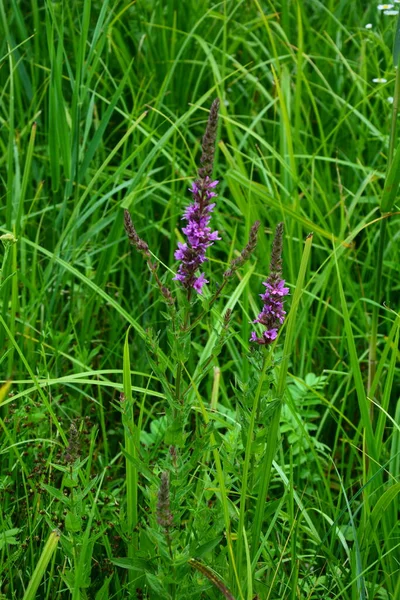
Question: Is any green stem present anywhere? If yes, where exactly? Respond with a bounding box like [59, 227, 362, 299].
[236, 354, 271, 584]
[388, 69, 400, 162]
[368, 66, 400, 396]
[175, 363, 182, 404]
[367, 218, 387, 398]
[182, 279, 227, 334]
[122, 328, 138, 594]
[174, 292, 191, 415]
[193, 371, 244, 599]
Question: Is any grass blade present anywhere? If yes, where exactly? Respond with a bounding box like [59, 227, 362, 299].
[23, 530, 60, 600]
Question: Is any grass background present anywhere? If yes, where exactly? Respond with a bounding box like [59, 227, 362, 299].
[0, 0, 399, 598]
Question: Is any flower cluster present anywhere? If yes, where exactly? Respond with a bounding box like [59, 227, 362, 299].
[250, 223, 289, 345]
[174, 177, 220, 293]
[174, 99, 220, 294]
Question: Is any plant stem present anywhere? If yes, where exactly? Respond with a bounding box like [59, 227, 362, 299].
[367, 218, 387, 400]
[182, 279, 228, 333]
[193, 369, 244, 600]
[368, 66, 400, 398]
[236, 354, 271, 586]
[174, 292, 191, 414]
[122, 329, 138, 594]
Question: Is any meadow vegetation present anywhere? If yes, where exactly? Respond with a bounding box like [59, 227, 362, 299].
[0, 1, 399, 598]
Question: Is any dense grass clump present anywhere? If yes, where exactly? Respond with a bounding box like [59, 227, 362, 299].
[0, 1, 399, 598]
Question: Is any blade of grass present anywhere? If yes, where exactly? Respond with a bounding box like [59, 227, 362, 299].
[333, 242, 378, 467]
[22, 529, 60, 600]
[122, 327, 138, 572]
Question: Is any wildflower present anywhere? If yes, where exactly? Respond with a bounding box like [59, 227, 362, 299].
[388, 96, 394, 103]
[250, 223, 289, 345]
[0, 233, 18, 247]
[372, 78, 388, 83]
[365, 23, 373, 29]
[383, 9, 399, 14]
[174, 99, 220, 294]
[377, 3, 394, 9]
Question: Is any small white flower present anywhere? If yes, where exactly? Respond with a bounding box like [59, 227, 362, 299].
[384, 9, 399, 13]
[365, 23, 373, 28]
[0, 233, 18, 247]
[388, 96, 394, 103]
[372, 77, 388, 83]
[378, 3, 394, 8]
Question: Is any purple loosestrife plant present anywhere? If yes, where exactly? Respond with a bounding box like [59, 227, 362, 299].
[250, 222, 289, 345]
[174, 99, 220, 295]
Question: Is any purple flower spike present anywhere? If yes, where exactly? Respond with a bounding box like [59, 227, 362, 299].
[173, 177, 221, 293]
[174, 99, 220, 294]
[250, 223, 289, 345]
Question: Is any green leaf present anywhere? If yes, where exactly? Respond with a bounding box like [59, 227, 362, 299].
[0, 528, 20, 550]
[41, 484, 69, 505]
[95, 575, 113, 600]
[62, 476, 78, 488]
[146, 572, 169, 596]
[164, 414, 185, 447]
[192, 536, 223, 558]
[110, 557, 155, 572]
[361, 483, 400, 545]
[65, 511, 82, 533]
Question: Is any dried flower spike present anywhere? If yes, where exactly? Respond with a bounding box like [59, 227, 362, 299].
[157, 471, 173, 530]
[124, 210, 151, 258]
[224, 220, 260, 278]
[174, 99, 220, 294]
[198, 98, 220, 180]
[64, 421, 80, 463]
[124, 210, 175, 305]
[250, 223, 289, 345]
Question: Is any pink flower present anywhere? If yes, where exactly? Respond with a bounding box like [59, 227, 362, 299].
[193, 273, 209, 294]
[174, 99, 220, 294]
[174, 177, 220, 293]
[250, 223, 289, 346]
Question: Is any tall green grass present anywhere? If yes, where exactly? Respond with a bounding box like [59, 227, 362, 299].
[0, 1, 399, 598]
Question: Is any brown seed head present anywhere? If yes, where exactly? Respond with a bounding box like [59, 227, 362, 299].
[198, 98, 220, 180]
